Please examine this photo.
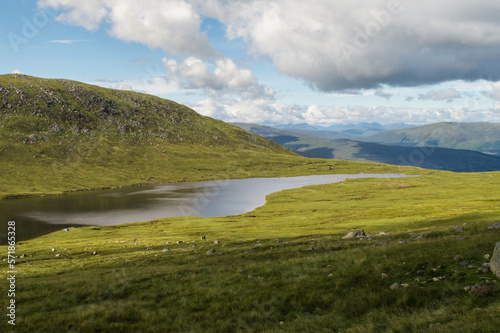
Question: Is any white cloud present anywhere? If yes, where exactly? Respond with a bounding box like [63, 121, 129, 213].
[489, 81, 500, 101]
[163, 57, 275, 99]
[419, 88, 462, 101]
[199, 0, 500, 91]
[38, 0, 216, 58]
[11, 69, 22, 74]
[47, 39, 87, 44]
[38, 0, 500, 90]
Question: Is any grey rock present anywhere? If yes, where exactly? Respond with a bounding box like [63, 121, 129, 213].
[238, 269, 248, 274]
[451, 225, 464, 233]
[478, 263, 490, 273]
[243, 250, 254, 254]
[468, 284, 498, 297]
[459, 260, 469, 267]
[411, 234, 427, 241]
[163, 248, 171, 252]
[214, 240, 220, 244]
[342, 230, 366, 239]
[490, 241, 500, 279]
[487, 222, 500, 230]
[389, 283, 400, 290]
[205, 248, 216, 255]
[373, 242, 388, 246]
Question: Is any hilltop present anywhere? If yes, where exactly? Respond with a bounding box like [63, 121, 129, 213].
[366, 122, 500, 155]
[235, 123, 500, 172]
[0, 75, 403, 198]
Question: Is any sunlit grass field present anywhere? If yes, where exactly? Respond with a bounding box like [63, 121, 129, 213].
[1, 170, 499, 332]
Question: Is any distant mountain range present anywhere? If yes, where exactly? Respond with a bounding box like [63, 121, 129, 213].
[235, 123, 500, 172]
[273, 122, 416, 137]
[365, 122, 500, 156]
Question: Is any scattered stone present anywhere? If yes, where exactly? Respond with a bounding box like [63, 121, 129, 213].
[468, 265, 477, 269]
[484, 254, 491, 259]
[51, 248, 56, 252]
[279, 321, 284, 325]
[176, 241, 184, 244]
[381, 273, 389, 279]
[92, 251, 98, 255]
[238, 270, 248, 274]
[487, 222, 500, 230]
[451, 225, 464, 233]
[411, 234, 427, 241]
[468, 284, 498, 297]
[401, 283, 410, 288]
[373, 242, 388, 246]
[490, 241, 500, 279]
[342, 230, 366, 239]
[478, 263, 490, 273]
[162, 248, 170, 252]
[308, 247, 316, 251]
[205, 248, 216, 255]
[432, 276, 445, 282]
[248, 275, 256, 279]
[214, 240, 220, 244]
[328, 273, 333, 278]
[55, 253, 61, 257]
[243, 251, 254, 254]
[459, 260, 469, 267]
[454, 255, 464, 261]
[398, 239, 407, 244]
[389, 283, 400, 290]
[201, 236, 206, 240]
[375, 231, 388, 236]
[20, 254, 26, 259]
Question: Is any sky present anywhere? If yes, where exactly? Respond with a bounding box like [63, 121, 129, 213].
[2, 0, 500, 126]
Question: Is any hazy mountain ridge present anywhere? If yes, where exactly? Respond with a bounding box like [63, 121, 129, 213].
[365, 122, 500, 155]
[235, 123, 500, 172]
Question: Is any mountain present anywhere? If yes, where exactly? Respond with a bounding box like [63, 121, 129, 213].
[366, 122, 500, 155]
[272, 122, 415, 137]
[0, 75, 303, 198]
[235, 123, 500, 172]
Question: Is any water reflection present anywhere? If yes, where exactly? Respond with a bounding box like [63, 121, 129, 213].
[0, 174, 409, 243]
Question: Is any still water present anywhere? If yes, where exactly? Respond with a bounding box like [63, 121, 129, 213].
[0, 174, 408, 243]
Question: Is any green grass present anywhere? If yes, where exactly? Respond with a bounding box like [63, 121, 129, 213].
[2, 171, 499, 332]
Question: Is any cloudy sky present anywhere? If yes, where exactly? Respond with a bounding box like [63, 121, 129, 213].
[2, 0, 500, 125]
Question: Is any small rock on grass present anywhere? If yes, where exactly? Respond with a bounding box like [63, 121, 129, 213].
[205, 248, 216, 255]
[389, 283, 400, 290]
[342, 230, 366, 239]
[487, 222, 500, 230]
[466, 284, 498, 297]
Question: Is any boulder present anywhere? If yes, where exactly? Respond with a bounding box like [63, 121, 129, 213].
[342, 230, 366, 239]
[490, 241, 500, 279]
[487, 222, 500, 230]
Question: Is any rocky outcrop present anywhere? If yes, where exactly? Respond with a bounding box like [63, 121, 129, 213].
[490, 241, 500, 279]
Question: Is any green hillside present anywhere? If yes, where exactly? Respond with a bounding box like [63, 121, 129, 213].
[0, 75, 407, 198]
[235, 123, 500, 172]
[366, 122, 500, 155]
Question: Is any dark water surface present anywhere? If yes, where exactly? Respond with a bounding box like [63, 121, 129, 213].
[1, 174, 408, 243]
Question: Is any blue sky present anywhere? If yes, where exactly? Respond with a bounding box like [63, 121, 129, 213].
[2, 0, 500, 125]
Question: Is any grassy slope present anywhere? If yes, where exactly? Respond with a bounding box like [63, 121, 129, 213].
[366, 122, 500, 155]
[235, 123, 500, 172]
[0, 75, 405, 198]
[1, 171, 499, 332]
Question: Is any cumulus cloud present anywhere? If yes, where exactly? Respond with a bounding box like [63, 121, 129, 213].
[11, 69, 22, 74]
[38, 0, 217, 58]
[163, 57, 275, 99]
[374, 88, 392, 100]
[198, 0, 500, 91]
[419, 88, 462, 101]
[38, 0, 500, 91]
[488, 81, 500, 101]
[191, 98, 500, 125]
